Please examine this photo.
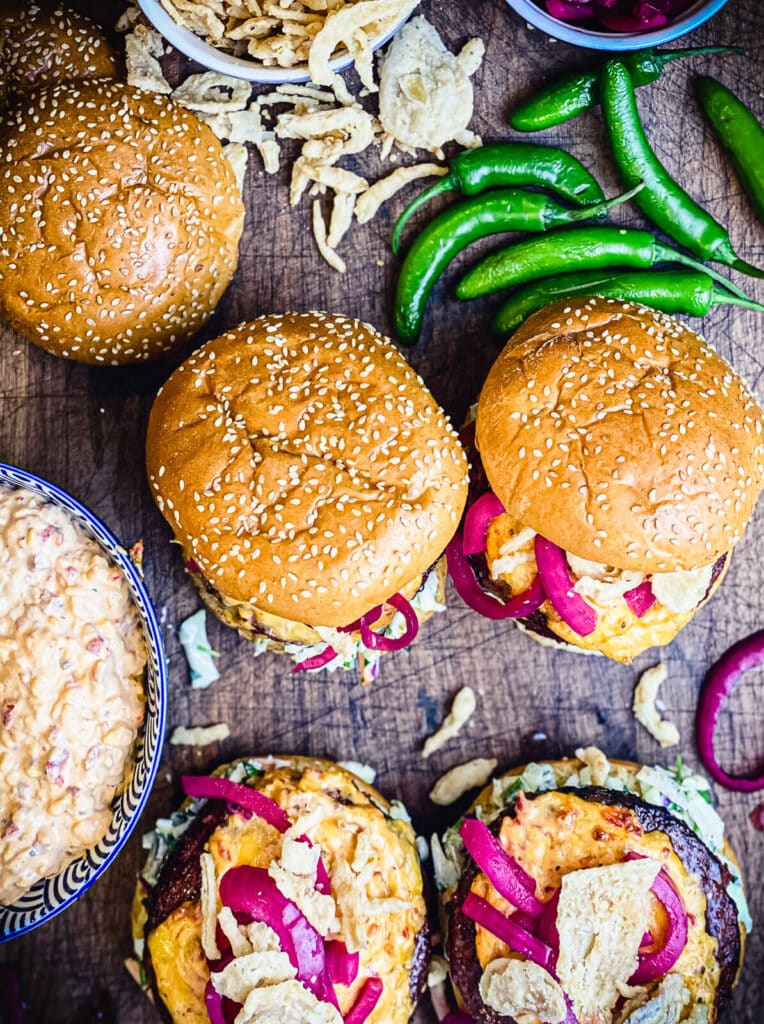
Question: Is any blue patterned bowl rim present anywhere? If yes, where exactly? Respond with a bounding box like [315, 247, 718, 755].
[504, 0, 729, 50]
[0, 463, 167, 942]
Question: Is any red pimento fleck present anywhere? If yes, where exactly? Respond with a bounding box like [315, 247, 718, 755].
[2, 704, 14, 727]
[601, 807, 643, 836]
[46, 750, 70, 786]
[41, 525, 63, 544]
[86, 636, 104, 655]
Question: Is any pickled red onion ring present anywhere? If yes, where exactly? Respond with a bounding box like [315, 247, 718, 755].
[624, 580, 656, 618]
[358, 593, 419, 652]
[459, 818, 542, 916]
[326, 940, 360, 987]
[219, 866, 337, 1007]
[462, 892, 556, 973]
[292, 644, 339, 674]
[204, 982, 228, 1024]
[630, 872, 688, 983]
[547, 0, 595, 18]
[535, 887, 561, 957]
[182, 775, 290, 832]
[534, 536, 597, 636]
[344, 976, 384, 1024]
[625, 854, 688, 984]
[447, 533, 546, 620]
[182, 777, 332, 896]
[462, 491, 505, 556]
[696, 631, 764, 791]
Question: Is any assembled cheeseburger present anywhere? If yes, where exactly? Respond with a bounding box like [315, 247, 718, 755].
[434, 748, 749, 1024]
[448, 297, 764, 661]
[132, 756, 430, 1024]
[146, 312, 469, 679]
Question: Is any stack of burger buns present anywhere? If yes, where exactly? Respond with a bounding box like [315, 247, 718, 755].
[0, 3, 244, 365]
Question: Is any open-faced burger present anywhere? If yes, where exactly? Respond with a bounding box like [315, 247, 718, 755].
[447, 297, 764, 662]
[146, 312, 469, 681]
[132, 756, 430, 1024]
[434, 748, 749, 1024]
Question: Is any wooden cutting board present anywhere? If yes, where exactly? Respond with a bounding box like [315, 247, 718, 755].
[0, 1, 762, 1021]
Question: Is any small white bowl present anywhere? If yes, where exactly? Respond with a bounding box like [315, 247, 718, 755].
[504, 0, 730, 51]
[137, 0, 409, 84]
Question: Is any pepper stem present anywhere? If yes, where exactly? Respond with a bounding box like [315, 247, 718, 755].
[731, 259, 764, 280]
[653, 243, 753, 300]
[711, 287, 764, 312]
[654, 45, 745, 70]
[391, 174, 457, 256]
[566, 181, 645, 222]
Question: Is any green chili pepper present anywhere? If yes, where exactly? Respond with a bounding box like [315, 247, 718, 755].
[492, 269, 764, 335]
[456, 225, 754, 301]
[509, 46, 742, 133]
[390, 142, 604, 256]
[601, 61, 764, 279]
[697, 76, 764, 224]
[393, 186, 641, 347]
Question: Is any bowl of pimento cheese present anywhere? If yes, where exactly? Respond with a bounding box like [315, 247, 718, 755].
[0, 464, 167, 940]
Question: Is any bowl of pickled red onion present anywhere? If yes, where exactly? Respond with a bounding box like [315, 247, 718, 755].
[505, 0, 729, 50]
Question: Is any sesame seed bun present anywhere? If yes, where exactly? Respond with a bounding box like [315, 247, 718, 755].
[477, 297, 764, 573]
[0, 80, 244, 365]
[0, 2, 120, 106]
[146, 312, 469, 628]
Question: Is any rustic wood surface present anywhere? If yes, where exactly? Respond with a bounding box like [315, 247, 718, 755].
[0, 1, 763, 1021]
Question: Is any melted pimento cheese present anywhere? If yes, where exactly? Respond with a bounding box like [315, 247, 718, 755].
[0, 487, 147, 904]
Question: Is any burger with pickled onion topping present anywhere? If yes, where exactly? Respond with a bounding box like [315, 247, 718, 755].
[146, 312, 469, 681]
[131, 756, 430, 1024]
[447, 297, 764, 662]
[434, 749, 749, 1024]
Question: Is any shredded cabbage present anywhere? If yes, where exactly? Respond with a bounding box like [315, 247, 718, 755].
[178, 609, 220, 689]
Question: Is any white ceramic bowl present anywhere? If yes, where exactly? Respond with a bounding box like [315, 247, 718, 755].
[0, 464, 167, 942]
[137, 0, 409, 84]
[504, 0, 730, 50]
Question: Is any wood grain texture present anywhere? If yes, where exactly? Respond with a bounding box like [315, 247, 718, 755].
[0, 1, 762, 1021]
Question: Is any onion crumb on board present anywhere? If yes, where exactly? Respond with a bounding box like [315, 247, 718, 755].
[429, 757, 497, 806]
[422, 686, 476, 758]
[119, 8, 483, 272]
[170, 724, 231, 746]
[633, 664, 680, 749]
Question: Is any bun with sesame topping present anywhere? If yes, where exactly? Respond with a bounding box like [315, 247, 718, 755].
[0, 79, 244, 364]
[0, 2, 120, 107]
[146, 312, 469, 678]
[460, 297, 764, 662]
